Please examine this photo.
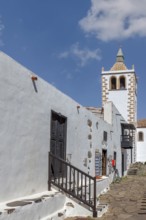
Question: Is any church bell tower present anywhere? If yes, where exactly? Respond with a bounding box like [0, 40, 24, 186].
[101, 48, 137, 163]
[101, 48, 137, 125]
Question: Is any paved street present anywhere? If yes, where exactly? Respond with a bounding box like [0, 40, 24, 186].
[99, 175, 146, 220]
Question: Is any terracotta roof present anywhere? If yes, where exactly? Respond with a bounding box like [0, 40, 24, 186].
[110, 62, 127, 71]
[137, 119, 146, 128]
[86, 107, 103, 113]
[86, 107, 104, 117]
[110, 48, 128, 71]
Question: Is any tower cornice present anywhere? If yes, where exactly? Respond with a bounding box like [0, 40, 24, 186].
[102, 69, 135, 75]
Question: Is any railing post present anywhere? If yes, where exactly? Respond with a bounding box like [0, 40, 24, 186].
[93, 176, 97, 217]
[48, 152, 51, 191]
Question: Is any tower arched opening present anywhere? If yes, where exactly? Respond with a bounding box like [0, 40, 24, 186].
[110, 76, 117, 90]
[119, 76, 126, 89]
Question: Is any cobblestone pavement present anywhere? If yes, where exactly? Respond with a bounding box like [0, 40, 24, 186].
[99, 175, 146, 220]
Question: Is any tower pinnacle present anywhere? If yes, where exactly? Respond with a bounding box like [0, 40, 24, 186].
[116, 48, 124, 62]
[110, 48, 127, 71]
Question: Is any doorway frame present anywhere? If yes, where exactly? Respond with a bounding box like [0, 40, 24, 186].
[102, 149, 107, 176]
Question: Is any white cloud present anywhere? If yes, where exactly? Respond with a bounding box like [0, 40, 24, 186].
[21, 46, 27, 52]
[0, 17, 4, 46]
[59, 42, 101, 66]
[66, 72, 73, 80]
[60, 69, 74, 80]
[79, 0, 146, 41]
[58, 51, 69, 58]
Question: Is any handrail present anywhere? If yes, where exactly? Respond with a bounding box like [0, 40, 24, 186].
[48, 152, 97, 217]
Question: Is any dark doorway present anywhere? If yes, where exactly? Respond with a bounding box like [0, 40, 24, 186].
[122, 153, 124, 176]
[114, 151, 117, 168]
[102, 149, 107, 176]
[50, 111, 67, 177]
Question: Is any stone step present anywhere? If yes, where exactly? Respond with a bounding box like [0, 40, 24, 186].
[127, 169, 138, 175]
[0, 191, 66, 220]
[97, 203, 108, 217]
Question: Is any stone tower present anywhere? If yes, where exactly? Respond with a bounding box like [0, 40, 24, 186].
[101, 48, 137, 125]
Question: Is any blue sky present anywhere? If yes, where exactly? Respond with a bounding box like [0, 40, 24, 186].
[0, 0, 146, 119]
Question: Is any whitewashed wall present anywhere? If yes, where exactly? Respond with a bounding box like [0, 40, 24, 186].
[0, 52, 124, 203]
[104, 102, 127, 176]
[137, 128, 146, 162]
[108, 90, 128, 121]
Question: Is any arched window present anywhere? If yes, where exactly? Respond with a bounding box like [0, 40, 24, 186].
[138, 131, 144, 142]
[110, 76, 117, 90]
[119, 76, 126, 89]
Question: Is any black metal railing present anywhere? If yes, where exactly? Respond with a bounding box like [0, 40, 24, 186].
[48, 152, 97, 217]
[121, 135, 133, 149]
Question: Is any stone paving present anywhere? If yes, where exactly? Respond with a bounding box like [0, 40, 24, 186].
[99, 175, 146, 220]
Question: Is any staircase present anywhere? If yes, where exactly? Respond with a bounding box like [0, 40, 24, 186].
[48, 153, 98, 217]
[127, 168, 138, 175]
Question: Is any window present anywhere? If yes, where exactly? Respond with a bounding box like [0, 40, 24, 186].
[119, 76, 126, 89]
[103, 131, 108, 142]
[138, 131, 144, 142]
[110, 76, 117, 90]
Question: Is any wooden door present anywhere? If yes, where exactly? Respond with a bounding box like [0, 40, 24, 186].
[102, 149, 107, 176]
[114, 151, 117, 168]
[50, 111, 67, 177]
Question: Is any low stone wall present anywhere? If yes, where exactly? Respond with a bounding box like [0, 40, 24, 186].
[96, 173, 114, 197]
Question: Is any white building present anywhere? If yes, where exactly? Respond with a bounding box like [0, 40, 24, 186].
[0, 51, 135, 219]
[137, 119, 146, 162]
